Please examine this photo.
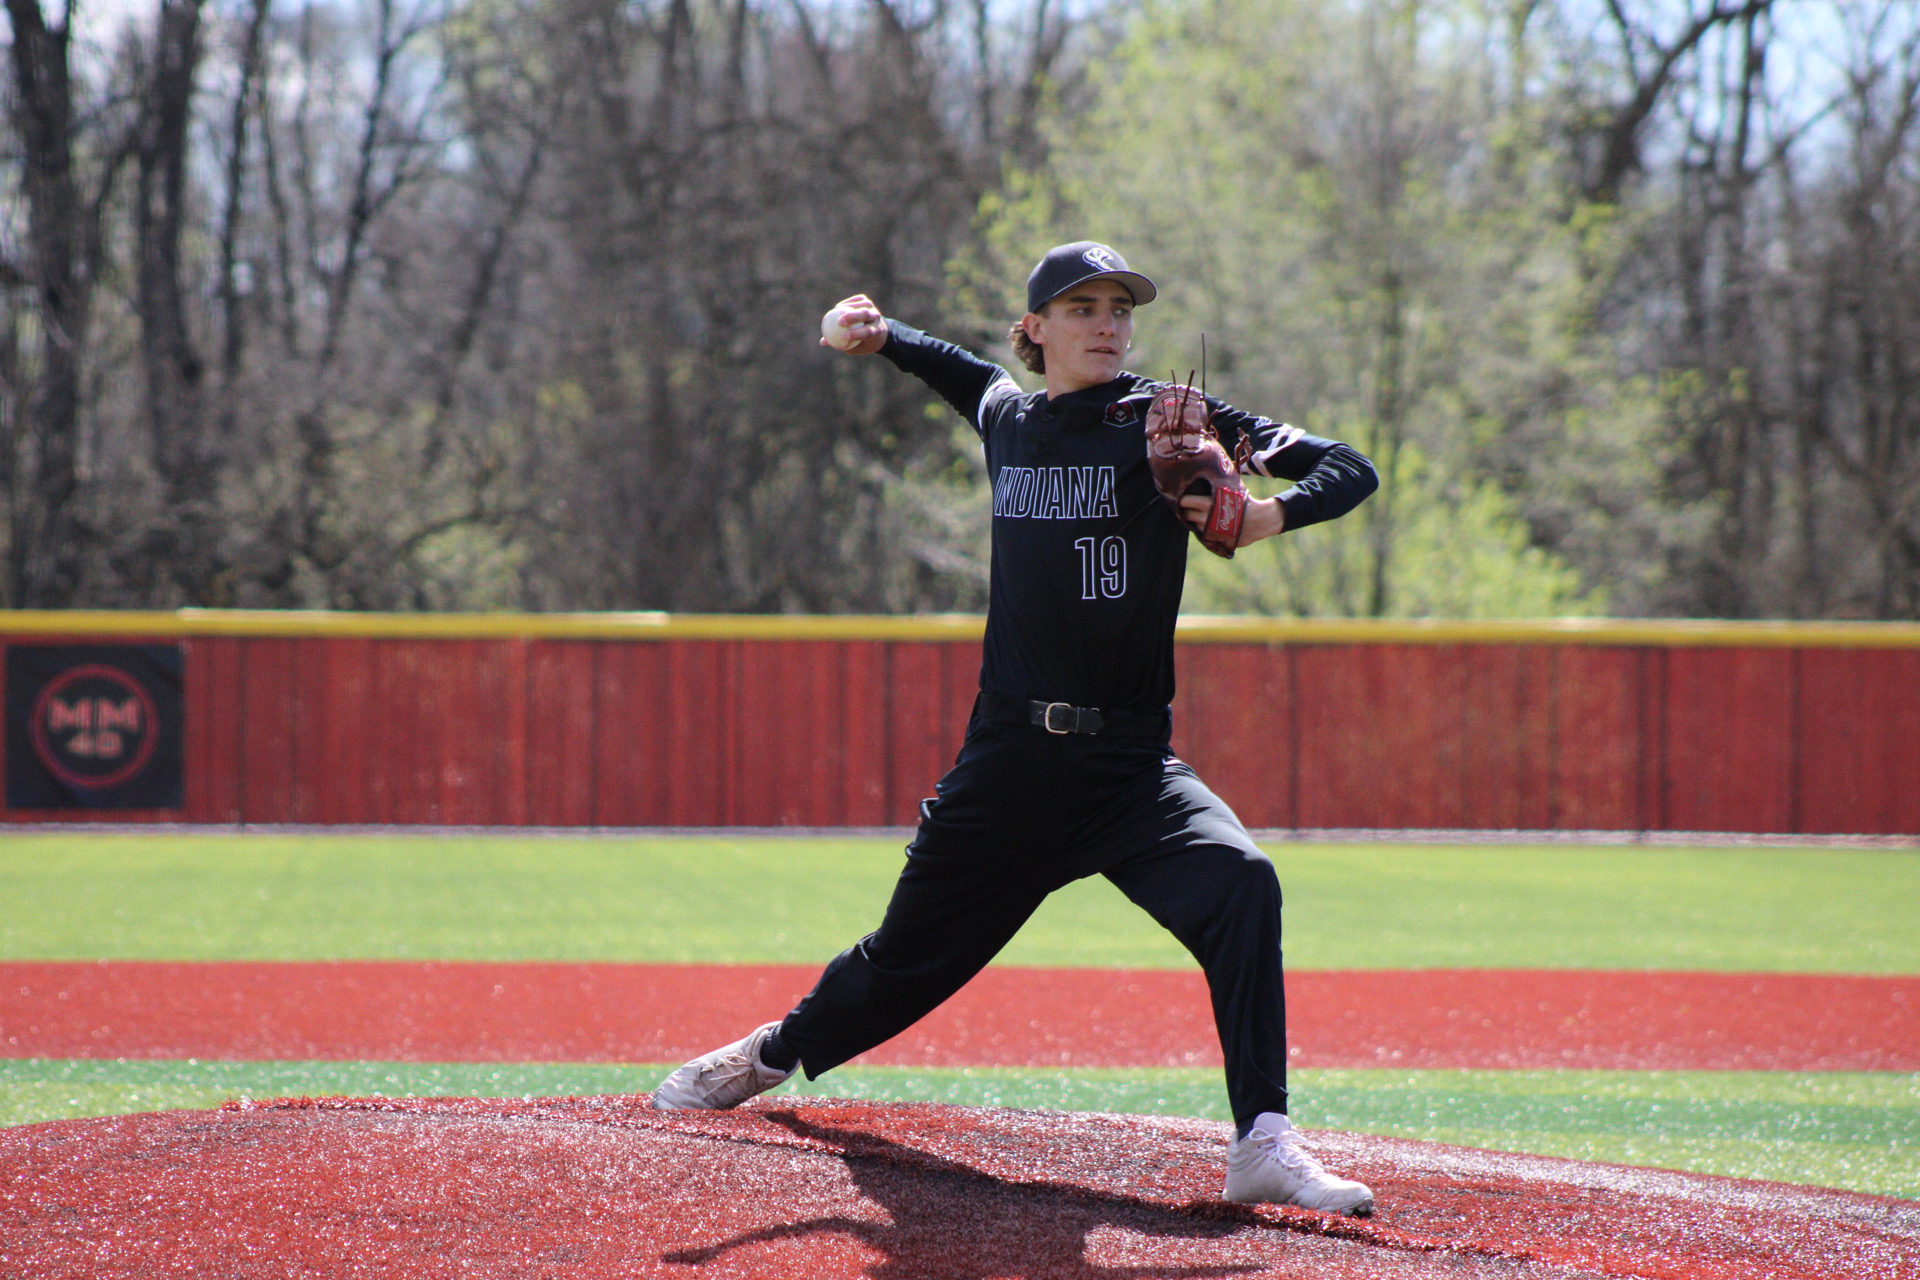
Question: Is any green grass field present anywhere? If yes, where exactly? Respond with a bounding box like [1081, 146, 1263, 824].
[6, 831, 1917, 971]
[2, 832, 1916, 1199]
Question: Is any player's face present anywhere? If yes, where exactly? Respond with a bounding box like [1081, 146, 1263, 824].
[1025, 280, 1135, 394]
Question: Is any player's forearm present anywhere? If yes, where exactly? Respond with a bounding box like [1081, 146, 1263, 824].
[1274, 443, 1378, 532]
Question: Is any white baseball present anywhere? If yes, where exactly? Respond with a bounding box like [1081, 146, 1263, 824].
[821, 306, 861, 351]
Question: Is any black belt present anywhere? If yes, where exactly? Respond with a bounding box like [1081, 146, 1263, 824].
[1031, 699, 1105, 734]
[978, 692, 1171, 740]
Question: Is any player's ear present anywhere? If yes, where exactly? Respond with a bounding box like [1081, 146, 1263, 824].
[1021, 310, 1046, 345]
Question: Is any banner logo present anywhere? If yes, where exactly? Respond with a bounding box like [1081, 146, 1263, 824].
[6, 643, 183, 810]
[31, 664, 161, 789]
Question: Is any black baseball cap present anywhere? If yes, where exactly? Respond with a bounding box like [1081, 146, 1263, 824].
[1025, 241, 1157, 314]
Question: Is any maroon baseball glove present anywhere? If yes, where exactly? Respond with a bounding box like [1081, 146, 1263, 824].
[1145, 383, 1250, 558]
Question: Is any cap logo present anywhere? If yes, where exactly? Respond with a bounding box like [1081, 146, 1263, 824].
[1081, 246, 1120, 272]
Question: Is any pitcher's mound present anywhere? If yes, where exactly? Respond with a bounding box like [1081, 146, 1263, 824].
[2, 1095, 1913, 1278]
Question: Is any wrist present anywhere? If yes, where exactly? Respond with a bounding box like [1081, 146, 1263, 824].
[1239, 496, 1285, 546]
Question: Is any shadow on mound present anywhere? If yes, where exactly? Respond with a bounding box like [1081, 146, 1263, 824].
[660, 1109, 1267, 1279]
[0, 1095, 1914, 1279]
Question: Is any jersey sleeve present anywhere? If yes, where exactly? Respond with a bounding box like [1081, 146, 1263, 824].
[876, 320, 1019, 436]
[1209, 401, 1380, 533]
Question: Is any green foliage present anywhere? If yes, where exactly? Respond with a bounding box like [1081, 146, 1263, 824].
[3, 833, 1916, 973]
[411, 524, 528, 610]
[1184, 442, 1601, 616]
[959, 0, 1665, 617]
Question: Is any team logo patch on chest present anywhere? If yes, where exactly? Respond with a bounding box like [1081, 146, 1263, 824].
[992, 465, 1120, 520]
[1103, 402, 1142, 428]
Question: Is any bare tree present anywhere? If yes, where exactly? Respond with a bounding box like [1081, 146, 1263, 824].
[129, 0, 216, 600]
[0, 0, 1101, 613]
[216, 0, 272, 386]
[1577, 0, 1774, 204]
[1618, 1, 1920, 617]
[518, 0, 1087, 612]
[2, 0, 131, 605]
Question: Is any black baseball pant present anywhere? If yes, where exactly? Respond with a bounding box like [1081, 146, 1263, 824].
[778, 696, 1290, 1127]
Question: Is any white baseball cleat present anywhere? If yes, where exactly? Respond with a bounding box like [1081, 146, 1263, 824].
[650, 1022, 795, 1110]
[1224, 1113, 1375, 1216]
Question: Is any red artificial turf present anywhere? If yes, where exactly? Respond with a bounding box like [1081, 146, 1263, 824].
[2, 961, 1914, 1069]
[3, 1097, 1914, 1279]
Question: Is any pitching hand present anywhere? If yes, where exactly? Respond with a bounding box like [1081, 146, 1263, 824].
[820, 295, 888, 355]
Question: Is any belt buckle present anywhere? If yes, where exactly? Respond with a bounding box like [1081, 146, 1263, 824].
[1042, 701, 1076, 734]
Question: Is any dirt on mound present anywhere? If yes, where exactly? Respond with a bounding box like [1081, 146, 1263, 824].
[2, 1097, 1914, 1280]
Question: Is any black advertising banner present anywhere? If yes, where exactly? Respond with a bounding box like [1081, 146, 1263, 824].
[5, 644, 184, 810]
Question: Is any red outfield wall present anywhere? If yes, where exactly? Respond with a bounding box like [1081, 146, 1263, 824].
[2, 612, 1918, 833]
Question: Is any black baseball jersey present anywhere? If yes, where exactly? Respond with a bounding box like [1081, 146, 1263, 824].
[880, 321, 1377, 711]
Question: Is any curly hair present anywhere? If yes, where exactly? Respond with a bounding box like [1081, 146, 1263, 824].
[1008, 320, 1045, 374]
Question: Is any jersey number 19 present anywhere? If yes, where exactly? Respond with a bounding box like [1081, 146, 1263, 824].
[1075, 536, 1127, 600]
